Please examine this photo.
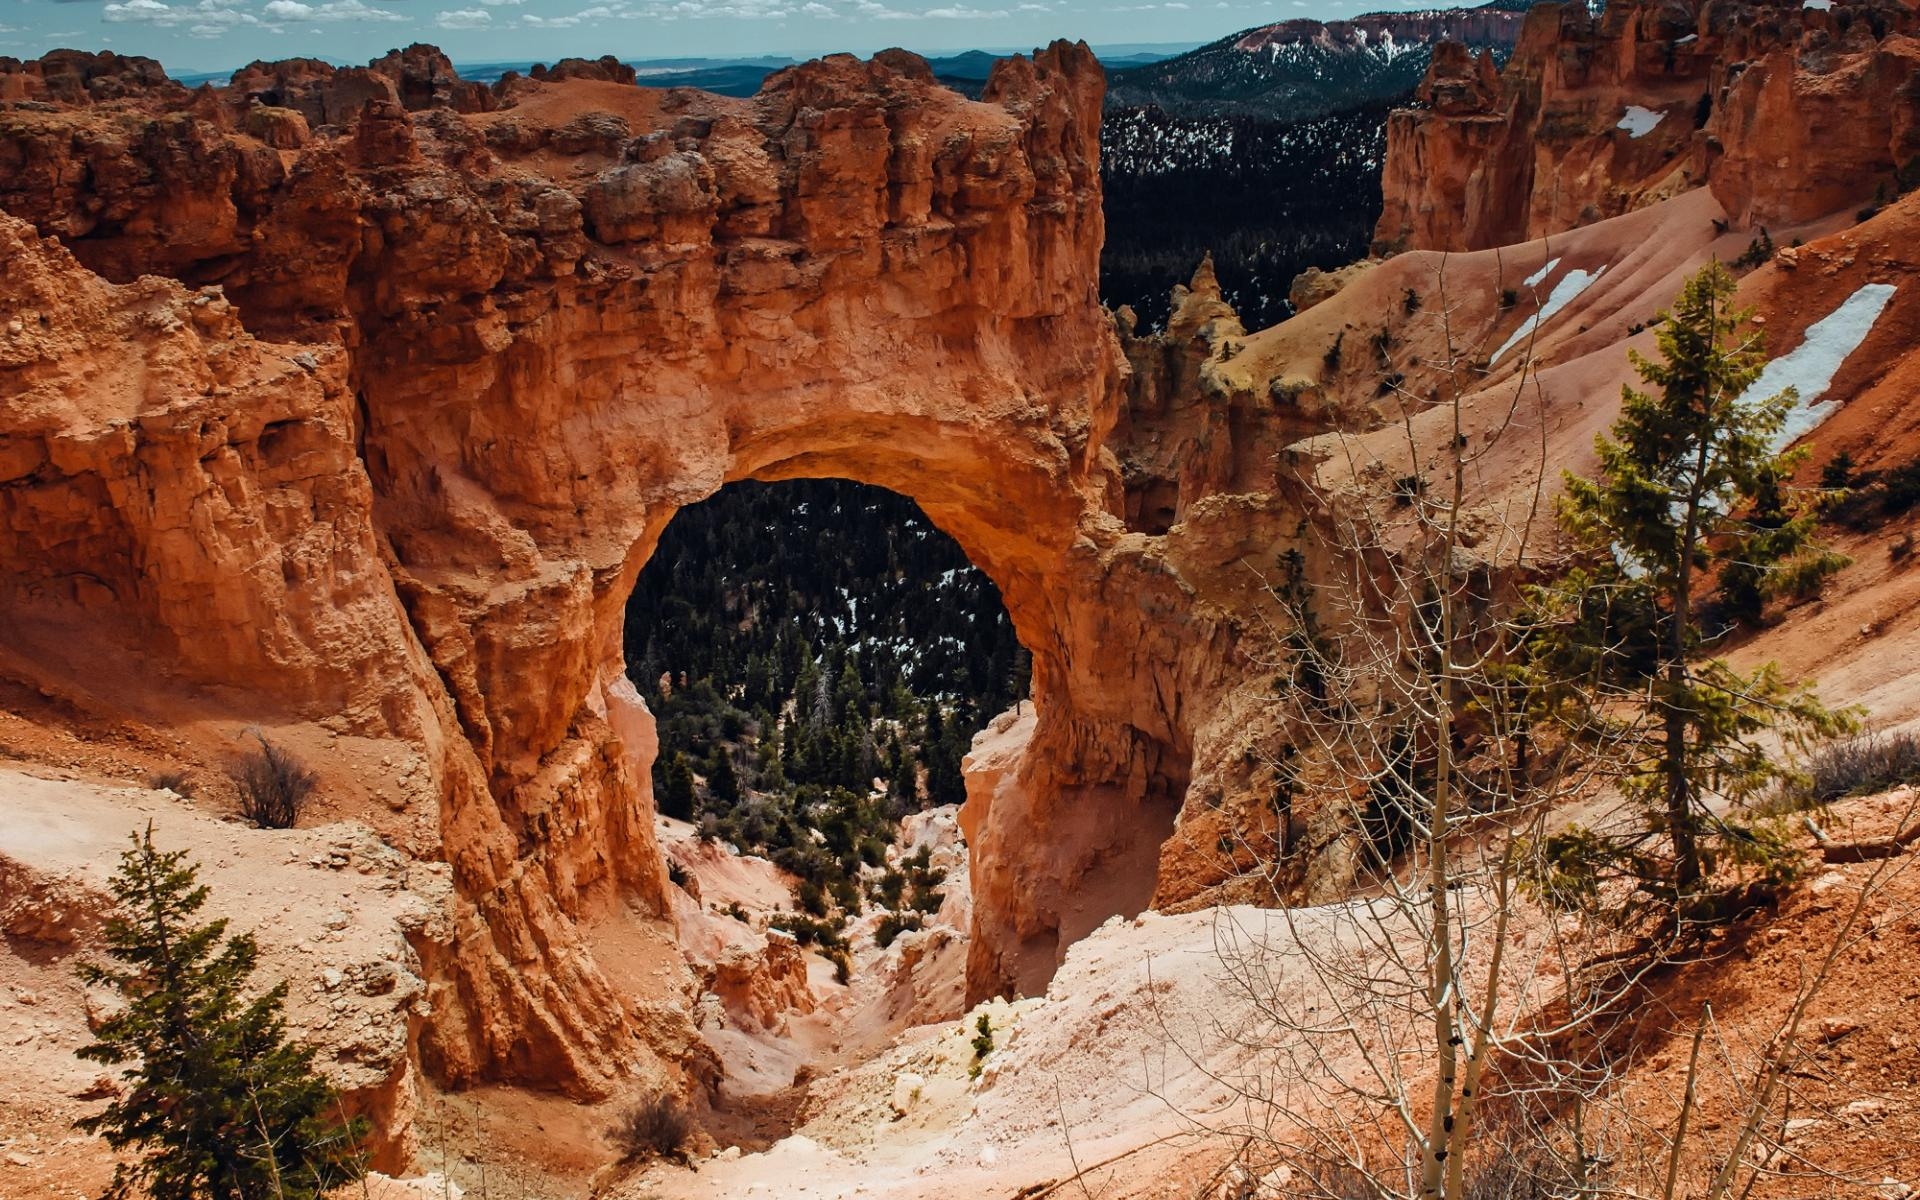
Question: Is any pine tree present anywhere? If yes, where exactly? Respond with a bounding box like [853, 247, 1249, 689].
[657, 751, 696, 820]
[75, 826, 365, 1200]
[1534, 261, 1855, 913]
[706, 745, 741, 806]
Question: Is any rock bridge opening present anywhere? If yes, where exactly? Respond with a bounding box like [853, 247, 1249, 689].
[595, 440, 1194, 1010]
[624, 476, 1031, 916]
[0, 40, 1228, 1104]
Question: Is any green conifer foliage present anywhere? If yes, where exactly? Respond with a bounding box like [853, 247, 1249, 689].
[1532, 262, 1855, 916]
[75, 826, 366, 1200]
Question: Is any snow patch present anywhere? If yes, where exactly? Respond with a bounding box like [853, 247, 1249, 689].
[1523, 257, 1560, 288]
[1752, 282, 1897, 449]
[1675, 32, 1698, 43]
[1804, 0, 1833, 10]
[1492, 266, 1607, 365]
[1616, 105, 1664, 138]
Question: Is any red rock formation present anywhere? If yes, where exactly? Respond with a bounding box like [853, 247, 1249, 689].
[529, 56, 639, 86]
[704, 932, 816, 1033]
[1375, 0, 1920, 252]
[1, 41, 1261, 1125]
[0, 49, 181, 105]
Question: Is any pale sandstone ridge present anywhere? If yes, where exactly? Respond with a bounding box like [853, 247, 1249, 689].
[1376, 0, 1920, 253]
[0, 41, 1333, 1145]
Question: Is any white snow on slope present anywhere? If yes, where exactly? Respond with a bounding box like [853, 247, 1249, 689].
[1804, 0, 1833, 10]
[1523, 257, 1561, 288]
[1617, 105, 1664, 138]
[1493, 265, 1607, 365]
[1753, 282, 1897, 449]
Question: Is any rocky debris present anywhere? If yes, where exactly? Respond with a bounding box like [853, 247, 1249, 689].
[887, 1071, 926, 1118]
[701, 930, 816, 1034]
[0, 767, 451, 1172]
[1289, 260, 1377, 315]
[0, 857, 106, 946]
[363, 1171, 466, 1200]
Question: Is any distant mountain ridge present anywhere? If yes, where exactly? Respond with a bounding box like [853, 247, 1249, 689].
[448, 45, 1182, 98]
[1106, 0, 1537, 120]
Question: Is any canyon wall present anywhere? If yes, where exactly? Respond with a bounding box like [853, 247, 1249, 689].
[1376, 0, 1920, 253]
[0, 42, 1338, 1127]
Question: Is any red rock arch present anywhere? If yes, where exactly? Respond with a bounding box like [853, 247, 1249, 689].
[0, 43, 1237, 1107]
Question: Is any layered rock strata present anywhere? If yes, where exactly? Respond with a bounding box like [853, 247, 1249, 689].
[1376, 0, 1920, 252]
[0, 43, 1338, 1134]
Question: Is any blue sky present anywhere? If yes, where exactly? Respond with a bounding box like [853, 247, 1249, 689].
[0, 0, 1390, 73]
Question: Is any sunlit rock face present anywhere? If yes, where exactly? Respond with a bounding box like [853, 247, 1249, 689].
[1375, 0, 1920, 253]
[0, 42, 1339, 1120]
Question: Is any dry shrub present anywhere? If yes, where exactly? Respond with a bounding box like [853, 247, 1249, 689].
[606, 1094, 691, 1165]
[233, 737, 317, 829]
[1801, 729, 1920, 806]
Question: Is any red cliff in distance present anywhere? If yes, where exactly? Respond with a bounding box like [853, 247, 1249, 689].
[1376, 0, 1920, 252]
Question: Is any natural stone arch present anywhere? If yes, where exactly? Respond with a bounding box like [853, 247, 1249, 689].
[0, 40, 1258, 1107]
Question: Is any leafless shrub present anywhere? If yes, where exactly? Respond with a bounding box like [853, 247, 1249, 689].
[233, 736, 316, 829]
[606, 1094, 691, 1165]
[1799, 729, 1920, 806]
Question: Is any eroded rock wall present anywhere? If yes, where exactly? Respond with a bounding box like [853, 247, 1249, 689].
[0, 43, 1316, 1129]
[1376, 0, 1920, 253]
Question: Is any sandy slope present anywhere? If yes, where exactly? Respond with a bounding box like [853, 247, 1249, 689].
[0, 764, 450, 1192]
[610, 899, 1413, 1200]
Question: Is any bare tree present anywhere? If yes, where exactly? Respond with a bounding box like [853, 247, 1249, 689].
[1139, 255, 1910, 1200]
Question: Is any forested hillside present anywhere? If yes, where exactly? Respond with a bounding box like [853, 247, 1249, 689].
[1104, 3, 1530, 121]
[1098, 1, 1533, 330]
[624, 480, 1029, 914]
[1100, 99, 1392, 331]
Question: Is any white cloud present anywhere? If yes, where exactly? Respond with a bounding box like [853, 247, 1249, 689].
[435, 6, 493, 25]
[104, 0, 258, 30]
[106, 0, 404, 27]
[518, 5, 624, 25]
[278, 0, 406, 21]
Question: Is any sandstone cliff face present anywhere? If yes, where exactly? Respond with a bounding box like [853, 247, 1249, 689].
[703, 932, 816, 1034]
[0, 42, 1277, 1130]
[1376, 0, 1920, 252]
